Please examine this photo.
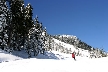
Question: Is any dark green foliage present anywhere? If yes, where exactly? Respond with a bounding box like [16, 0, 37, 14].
[0, 0, 47, 57]
[6, 0, 25, 51]
[0, 0, 9, 50]
[25, 3, 33, 35]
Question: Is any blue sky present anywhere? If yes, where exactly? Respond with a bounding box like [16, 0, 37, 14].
[25, 0, 108, 51]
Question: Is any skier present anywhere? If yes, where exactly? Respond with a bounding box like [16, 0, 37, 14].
[72, 52, 76, 61]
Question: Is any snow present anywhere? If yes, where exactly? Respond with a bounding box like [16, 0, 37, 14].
[0, 49, 108, 72]
[0, 37, 108, 72]
[53, 38, 90, 57]
[0, 48, 108, 72]
[59, 34, 76, 38]
[0, 49, 23, 62]
[53, 38, 75, 50]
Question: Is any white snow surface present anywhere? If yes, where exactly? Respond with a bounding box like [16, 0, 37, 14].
[52, 38, 90, 57]
[0, 38, 108, 72]
[0, 49, 108, 72]
[0, 49, 23, 62]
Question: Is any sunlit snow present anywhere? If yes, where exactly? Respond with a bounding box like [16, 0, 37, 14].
[0, 38, 108, 72]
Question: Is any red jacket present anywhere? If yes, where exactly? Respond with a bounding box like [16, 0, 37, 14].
[72, 53, 75, 58]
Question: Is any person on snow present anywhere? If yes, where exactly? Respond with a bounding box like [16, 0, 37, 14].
[72, 52, 76, 61]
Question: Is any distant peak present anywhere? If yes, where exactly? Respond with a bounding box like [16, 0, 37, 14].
[59, 34, 77, 38]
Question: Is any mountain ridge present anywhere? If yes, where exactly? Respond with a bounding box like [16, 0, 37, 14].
[50, 34, 107, 58]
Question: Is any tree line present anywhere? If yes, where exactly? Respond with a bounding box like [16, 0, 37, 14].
[0, 0, 47, 57]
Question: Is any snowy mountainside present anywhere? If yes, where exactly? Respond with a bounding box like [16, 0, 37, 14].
[52, 34, 108, 58]
[0, 39, 108, 72]
[0, 48, 76, 63]
[52, 38, 90, 57]
[60, 34, 78, 39]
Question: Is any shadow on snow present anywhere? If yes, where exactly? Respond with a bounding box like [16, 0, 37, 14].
[10, 50, 60, 60]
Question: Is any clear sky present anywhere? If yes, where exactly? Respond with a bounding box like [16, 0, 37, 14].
[24, 0, 108, 51]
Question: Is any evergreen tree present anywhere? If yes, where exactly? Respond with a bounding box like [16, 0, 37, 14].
[8, 0, 25, 50]
[25, 3, 33, 35]
[24, 15, 46, 57]
[0, 0, 48, 57]
[34, 16, 46, 55]
[47, 35, 52, 51]
[0, 0, 9, 50]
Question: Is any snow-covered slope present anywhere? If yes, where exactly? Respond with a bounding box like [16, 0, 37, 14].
[0, 54, 108, 72]
[0, 46, 108, 72]
[52, 38, 90, 57]
[60, 34, 77, 38]
[0, 49, 75, 63]
[0, 48, 90, 62]
[0, 37, 91, 63]
[0, 49, 23, 63]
